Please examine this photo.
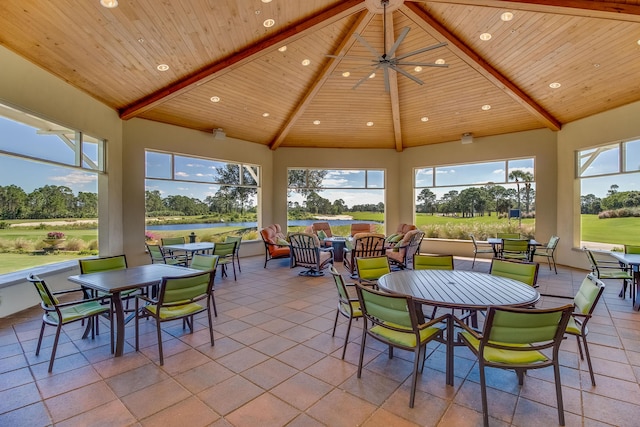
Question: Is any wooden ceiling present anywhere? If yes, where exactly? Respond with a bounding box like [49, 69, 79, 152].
[1, 0, 640, 151]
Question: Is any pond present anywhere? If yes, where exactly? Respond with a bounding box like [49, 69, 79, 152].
[146, 219, 380, 231]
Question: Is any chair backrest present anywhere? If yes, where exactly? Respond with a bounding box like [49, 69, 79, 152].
[414, 254, 454, 270]
[625, 244, 640, 254]
[397, 223, 417, 234]
[161, 236, 186, 246]
[497, 233, 520, 239]
[356, 283, 419, 332]
[350, 223, 375, 236]
[27, 274, 58, 307]
[469, 233, 480, 249]
[501, 238, 529, 252]
[79, 254, 127, 274]
[356, 256, 391, 281]
[157, 271, 213, 306]
[213, 241, 235, 257]
[330, 266, 351, 305]
[547, 235, 560, 250]
[289, 232, 322, 267]
[352, 234, 386, 256]
[482, 304, 573, 351]
[312, 222, 333, 239]
[225, 235, 242, 253]
[190, 254, 219, 272]
[574, 273, 605, 316]
[490, 259, 539, 286]
[146, 243, 165, 262]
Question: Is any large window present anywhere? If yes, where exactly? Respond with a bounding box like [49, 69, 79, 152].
[144, 150, 260, 239]
[0, 102, 103, 273]
[578, 139, 640, 247]
[287, 168, 385, 230]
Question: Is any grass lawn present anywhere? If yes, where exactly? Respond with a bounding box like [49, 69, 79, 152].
[0, 253, 85, 275]
[581, 215, 640, 246]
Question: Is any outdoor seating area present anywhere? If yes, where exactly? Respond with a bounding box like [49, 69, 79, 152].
[2, 254, 639, 426]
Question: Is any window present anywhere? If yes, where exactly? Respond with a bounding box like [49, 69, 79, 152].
[578, 139, 640, 247]
[0, 102, 102, 274]
[287, 169, 385, 230]
[144, 150, 260, 239]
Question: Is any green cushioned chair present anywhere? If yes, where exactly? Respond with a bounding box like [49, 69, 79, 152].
[456, 304, 574, 427]
[27, 274, 113, 372]
[533, 235, 560, 273]
[470, 233, 494, 268]
[413, 253, 454, 270]
[355, 255, 391, 288]
[225, 235, 243, 272]
[330, 267, 362, 359]
[78, 255, 137, 317]
[146, 243, 188, 266]
[355, 283, 446, 408]
[490, 258, 539, 287]
[500, 238, 530, 261]
[213, 241, 237, 280]
[135, 271, 215, 365]
[584, 248, 633, 299]
[190, 254, 220, 316]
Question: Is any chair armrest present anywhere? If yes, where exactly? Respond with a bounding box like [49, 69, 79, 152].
[55, 295, 110, 307]
[52, 288, 86, 296]
[420, 313, 449, 329]
[453, 315, 482, 338]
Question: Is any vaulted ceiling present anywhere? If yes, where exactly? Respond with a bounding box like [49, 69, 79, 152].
[1, 0, 640, 151]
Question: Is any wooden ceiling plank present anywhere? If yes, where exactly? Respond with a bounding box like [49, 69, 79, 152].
[386, 14, 404, 152]
[120, 0, 366, 120]
[404, 2, 562, 131]
[270, 10, 373, 150]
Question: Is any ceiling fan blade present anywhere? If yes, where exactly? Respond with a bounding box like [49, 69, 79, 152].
[383, 66, 390, 93]
[325, 54, 378, 63]
[394, 61, 449, 68]
[354, 32, 382, 59]
[387, 27, 410, 59]
[391, 65, 425, 86]
[395, 42, 448, 61]
[352, 65, 381, 90]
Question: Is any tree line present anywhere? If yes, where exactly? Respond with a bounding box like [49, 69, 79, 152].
[0, 184, 97, 219]
[580, 185, 640, 214]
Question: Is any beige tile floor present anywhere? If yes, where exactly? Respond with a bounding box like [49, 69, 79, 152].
[2, 255, 640, 426]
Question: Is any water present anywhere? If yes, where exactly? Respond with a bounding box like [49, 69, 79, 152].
[146, 219, 380, 231]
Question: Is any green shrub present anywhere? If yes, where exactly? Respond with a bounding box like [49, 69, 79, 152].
[64, 238, 85, 251]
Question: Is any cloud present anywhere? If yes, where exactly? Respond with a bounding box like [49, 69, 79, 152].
[49, 171, 96, 187]
[493, 169, 504, 174]
[175, 171, 188, 177]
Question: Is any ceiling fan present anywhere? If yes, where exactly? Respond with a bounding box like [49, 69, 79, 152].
[327, 0, 448, 91]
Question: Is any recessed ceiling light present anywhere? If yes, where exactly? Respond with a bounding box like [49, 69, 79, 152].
[100, 0, 118, 8]
[342, 71, 350, 77]
[637, 39, 640, 46]
[369, 72, 376, 79]
[421, 117, 429, 122]
[261, 0, 272, 3]
[414, 66, 423, 72]
[157, 64, 169, 71]
[593, 63, 600, 68]
[549, 82, 561, 89]
[313, 120, 321, 125]
[263, 18, 275, 28]
[262, 112, 270, 117]
[137, 38, 145, 43]
[301, 59, 311, 66]
[480, 33, 492, 41]
[435, 58, 445, 65]
[501, 12, 514, 21]
[210, 96, 221, 103]
[278, 46, 287, 52]
[366, 122, 374, 127]
[481, 104, 491, 110]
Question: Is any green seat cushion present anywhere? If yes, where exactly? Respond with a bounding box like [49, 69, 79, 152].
[461, 331, 548, 364]
[340, 301, 362, 317]
[59, 301, 110, 323]
[146, 302, 205, 319]
[371, 321, 442, 347]
[564, 315, 584, 336]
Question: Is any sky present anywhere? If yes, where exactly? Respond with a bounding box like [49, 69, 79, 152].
[1, 111, 638, 206]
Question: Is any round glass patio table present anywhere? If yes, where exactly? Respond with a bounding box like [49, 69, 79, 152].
[377, 269, 540, 385]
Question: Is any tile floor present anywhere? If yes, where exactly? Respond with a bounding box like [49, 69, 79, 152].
[1, 255, 640, 426]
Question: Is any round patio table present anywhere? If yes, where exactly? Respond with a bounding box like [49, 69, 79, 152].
[377, 269, 540, 385]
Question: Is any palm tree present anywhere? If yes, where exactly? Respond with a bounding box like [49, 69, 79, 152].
[508, 170, 534, 213]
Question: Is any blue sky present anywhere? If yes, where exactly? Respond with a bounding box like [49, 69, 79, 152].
[1, 111, 638, 205]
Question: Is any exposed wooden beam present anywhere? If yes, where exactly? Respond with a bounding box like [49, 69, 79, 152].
[120, 0, 366, 120]
[405, 1, 562, 131]
[270, 9, 372, 150]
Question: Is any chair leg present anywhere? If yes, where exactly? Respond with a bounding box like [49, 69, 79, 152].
[553, 362, 566, 426]
[472, 254, 477, 268]
[357, 332, 367, 378]
[479, 363, 490, 427]
[210, 293, 218, 317]
[36, 322, 46, 355]
[341, 316, 354, 360]
[332, 309, 339, 337]
[156, 321, 164, 365]
[581, 336, 596, 386]
[48, 325, 63, 372]
[409, 346, 421, 408]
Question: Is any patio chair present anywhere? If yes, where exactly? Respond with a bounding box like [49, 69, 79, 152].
[456, 304, 574, 426]
[212, 241, 237, 280]
[413, 253, 454, 270]
[225, 235, 242, 272]
[190, 254, 220, 316]
[584, 248, 632, 299]
[499, 238, 530, 261]
[385, 230, 424, 270]
[343, 233, 385, 277]
[135, 271, 215, 365]
[533, 235, 560, 273]
[78, 255, 137, 313]
[289, 232, 334, 276]
[469, 233, 494, 268]
[349, 223, 375, 236]
[330, 267, 362, 359]
[355, 255, 391, 288]
[146, 243, 188, 266]
[160, 236, 187, 257]
[490, 258, 539, 287]
[27, 274, 113, 372]
[259, 224, 291, 268]
[311, 221, 334, 246]
[355, 283, 446, 408]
